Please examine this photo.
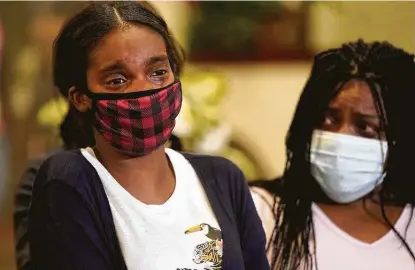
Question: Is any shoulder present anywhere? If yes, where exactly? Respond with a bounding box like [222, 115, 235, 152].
[249, 177, 284, 196]
[34, 149, 98, 190]
[250, 186, 275, 207]
[182, 151, 245, 187]
[30, 150, 105, 220]
[182, 151, 242, 175]
[15, 148, 68, 214]
[21, 147, 65, 178]
[181, 152, 250, 206]
[250, 186, 278, 218]
[249, 186, 277, 245]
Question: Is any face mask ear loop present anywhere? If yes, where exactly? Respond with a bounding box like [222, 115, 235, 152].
[371, 137, 387, 188]
[367, 80, 388, 187]
[311, 130, 325, 150]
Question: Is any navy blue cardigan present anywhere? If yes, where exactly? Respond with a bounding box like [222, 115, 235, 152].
[28, 150, 269, 270]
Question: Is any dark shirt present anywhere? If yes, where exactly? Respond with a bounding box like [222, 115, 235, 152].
[28, 150, 269, 270]
[14, 147, 64, 270]
[14, 136, 184, 270]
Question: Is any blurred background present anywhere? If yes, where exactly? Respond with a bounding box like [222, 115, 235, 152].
[0, 1, 414, 269]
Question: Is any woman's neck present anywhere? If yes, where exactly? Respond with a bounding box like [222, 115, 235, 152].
[93, 135, 175, 205]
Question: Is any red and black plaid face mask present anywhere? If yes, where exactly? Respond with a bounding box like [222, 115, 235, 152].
[88, 80, 182, 157]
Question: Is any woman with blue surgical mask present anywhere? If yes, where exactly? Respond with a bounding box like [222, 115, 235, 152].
[251, 39, 415, 269]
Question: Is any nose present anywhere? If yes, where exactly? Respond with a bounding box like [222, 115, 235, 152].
[129, 74, 159, 92]
[130, 80, 154, 92]
[335, 122, 356, 136]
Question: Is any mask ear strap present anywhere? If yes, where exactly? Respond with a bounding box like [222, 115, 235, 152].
[73, 81, 95, 99]
[81, 88, 97, 101]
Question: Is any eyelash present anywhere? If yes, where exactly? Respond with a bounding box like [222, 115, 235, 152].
[106, 77, 126, 86]
[104, 68, 170, 88]
[358, 123, 379, 138]
[151, 69, 168, 77]
[322, 116, 380, 137]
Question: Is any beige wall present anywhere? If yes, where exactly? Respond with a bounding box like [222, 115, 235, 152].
[153, 1, 415, 53]
[208, 63, 310, 178]
[308, 2, 415, 52]
[151, 1, 190, 50]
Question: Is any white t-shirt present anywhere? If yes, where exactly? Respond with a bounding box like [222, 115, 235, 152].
[251, 186, 415, 270]
[81, 147, 223, 270]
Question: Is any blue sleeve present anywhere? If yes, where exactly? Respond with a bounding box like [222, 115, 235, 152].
[29, 181, 114, 270]
[232, 166, 270, 270]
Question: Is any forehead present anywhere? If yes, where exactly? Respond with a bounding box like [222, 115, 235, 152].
[330, 79, 377, 112]
[88, 24, 167, 67]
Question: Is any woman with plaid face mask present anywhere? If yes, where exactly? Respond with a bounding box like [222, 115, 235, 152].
[27, 2, 268, 270]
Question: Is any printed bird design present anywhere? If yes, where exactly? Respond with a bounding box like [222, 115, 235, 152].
[185, 223, 223, 269]
[184, 223, 222, 241]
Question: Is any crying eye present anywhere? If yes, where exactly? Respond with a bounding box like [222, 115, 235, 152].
[151, 69, 168, 77]
[355, 118, 382, 139]
[324, 116, 333, 125]
[107, 77, 127, 86]
[321, 115, 337, 128]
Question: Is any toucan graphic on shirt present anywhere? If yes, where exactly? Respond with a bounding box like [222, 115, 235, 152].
[184, 223, 223, 270]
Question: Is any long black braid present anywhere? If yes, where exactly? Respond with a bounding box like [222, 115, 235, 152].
[270, 39, 415, 270]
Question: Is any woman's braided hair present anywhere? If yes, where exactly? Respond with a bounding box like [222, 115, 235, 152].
[270, 39, 415, 270]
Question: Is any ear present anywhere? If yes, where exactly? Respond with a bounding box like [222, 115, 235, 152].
[68, 86, 92, 113]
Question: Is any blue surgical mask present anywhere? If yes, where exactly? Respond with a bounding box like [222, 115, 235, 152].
[310, 130, 388, 203]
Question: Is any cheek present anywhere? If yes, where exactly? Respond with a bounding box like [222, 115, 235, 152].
[167, 72, 175, 82]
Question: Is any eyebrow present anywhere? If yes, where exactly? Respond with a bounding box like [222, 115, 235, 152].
[146, 54, 169, 66]
[326, 107, 379, 119]
[355, 112, 379, 119]
[99, 61, 125, 74]
[98, 55, 169, 74]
